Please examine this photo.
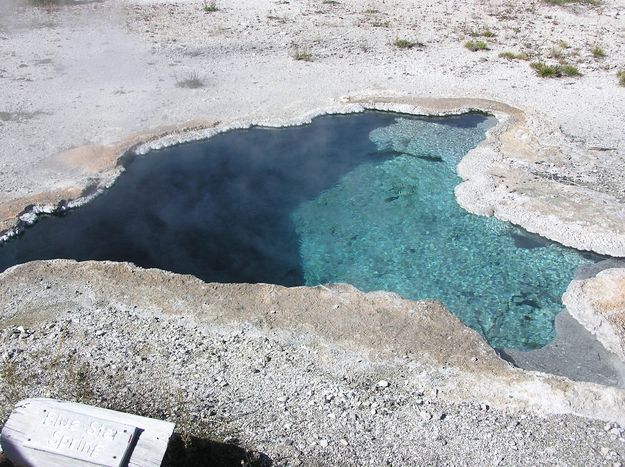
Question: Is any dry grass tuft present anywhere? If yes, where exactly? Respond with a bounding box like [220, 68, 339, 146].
[591, 45, 606, 59]
[499, 51, 529, 61]
[202, 0, 218, 13]
[393, 38, 422, 49]
[464, 40, 489, 52]
[291, 46, 312, 62]
[531, 61, 581, 78]
[176, 72, 205, 89]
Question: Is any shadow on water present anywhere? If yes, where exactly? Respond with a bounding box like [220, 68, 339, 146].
[0, 113, 407, 285]
[412, 112, 490, 129]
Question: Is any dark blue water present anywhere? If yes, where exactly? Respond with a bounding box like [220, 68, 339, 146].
[0, 112, 598, 349]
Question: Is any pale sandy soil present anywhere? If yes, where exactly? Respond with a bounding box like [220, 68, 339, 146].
[0, 0, 624, 211]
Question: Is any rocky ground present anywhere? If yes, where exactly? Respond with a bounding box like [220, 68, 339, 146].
[1, 306, 625, 466]
[0, 260, 624, 465]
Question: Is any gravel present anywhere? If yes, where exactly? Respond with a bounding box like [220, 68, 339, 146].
[1, 303, 624, 465]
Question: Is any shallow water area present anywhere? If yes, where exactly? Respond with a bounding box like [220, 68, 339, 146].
[0, 112, 599, 349]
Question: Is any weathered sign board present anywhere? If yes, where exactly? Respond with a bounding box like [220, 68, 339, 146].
[1, 398, 175, 466]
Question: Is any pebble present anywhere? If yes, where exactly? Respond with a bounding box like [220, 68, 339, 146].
[1, 268, 624, 465]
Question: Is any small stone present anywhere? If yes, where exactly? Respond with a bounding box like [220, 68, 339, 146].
[339, 439, 348, 446]
[480, 403, 490, 411]
[277, 396, 288, 403]
[16, 326, 25, 334]
[420, 411, 432, 421]
[319, 439, 328, 448]
[377, 380, 389, 389]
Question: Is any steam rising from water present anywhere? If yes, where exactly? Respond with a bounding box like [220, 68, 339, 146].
[0, 111, 598, 350]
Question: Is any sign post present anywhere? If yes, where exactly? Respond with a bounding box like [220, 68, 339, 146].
[1, 398, 175, 467]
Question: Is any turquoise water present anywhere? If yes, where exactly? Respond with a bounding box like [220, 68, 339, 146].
[292, 115, 595, 349]
[0, 112, 598, 349]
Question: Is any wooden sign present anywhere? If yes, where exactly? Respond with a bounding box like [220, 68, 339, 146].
[22, 407, 138, 466]
[1, 398, 175, 467]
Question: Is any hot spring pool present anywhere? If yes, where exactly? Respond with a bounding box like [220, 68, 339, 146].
[0, 111, 601, 349]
